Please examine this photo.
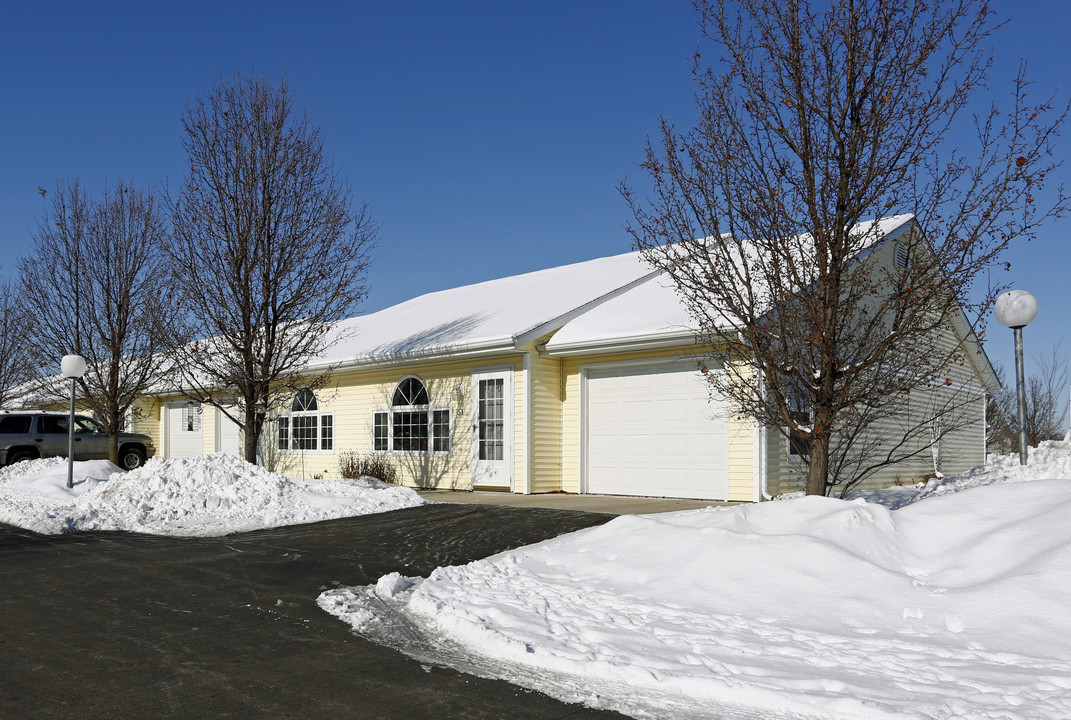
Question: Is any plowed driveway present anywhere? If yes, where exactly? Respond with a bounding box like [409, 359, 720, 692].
[0, 504, 624, 719]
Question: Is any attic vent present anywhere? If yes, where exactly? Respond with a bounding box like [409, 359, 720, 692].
[895, 241, 910, 269]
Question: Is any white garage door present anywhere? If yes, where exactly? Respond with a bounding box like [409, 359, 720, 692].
[586, 362, 729, 500]
[166, 402, 204, 458]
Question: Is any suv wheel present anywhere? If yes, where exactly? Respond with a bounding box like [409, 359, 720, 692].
[7, 450, 37, 466]
[120, 447, 147, 470]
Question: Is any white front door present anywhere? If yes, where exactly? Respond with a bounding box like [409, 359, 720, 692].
[217, 406, 242, 456]
[471, 368, 513, 489]
[166, 402, 204, 458]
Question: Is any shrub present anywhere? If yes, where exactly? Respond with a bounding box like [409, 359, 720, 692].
[338, 450, 398, 485]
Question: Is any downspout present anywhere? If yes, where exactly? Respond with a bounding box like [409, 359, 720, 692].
[755, 365, 773, 500]
[983, 393, 989, 462]
[757, 420, 772, 501]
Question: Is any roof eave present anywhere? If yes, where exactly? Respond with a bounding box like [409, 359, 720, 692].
[542, 330, 707, 358]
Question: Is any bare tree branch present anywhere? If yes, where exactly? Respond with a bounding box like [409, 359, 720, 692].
[20, 179, 174, 463]
[623, 0, 1068, 495]
[166, 73, 377, 463]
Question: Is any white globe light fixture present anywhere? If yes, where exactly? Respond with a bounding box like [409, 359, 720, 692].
[994, 290, 1038, 465]
[61, 354, 88, 489]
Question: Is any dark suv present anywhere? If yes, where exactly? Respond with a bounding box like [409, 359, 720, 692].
[0, 411, 156, 470]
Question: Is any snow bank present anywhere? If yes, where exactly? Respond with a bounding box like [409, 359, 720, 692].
[322, 443, 1071, 719]
[0, 453, 423, 536]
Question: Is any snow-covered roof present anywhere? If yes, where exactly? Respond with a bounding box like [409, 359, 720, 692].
[546, 214, 917, 356]
[542, 273, 701, 355]
[314, 250, 658, 368]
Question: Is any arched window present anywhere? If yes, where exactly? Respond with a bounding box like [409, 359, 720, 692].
[392, 377, 429, 407]
[292, 388, 318, 412]
[277, 388, 333, 452]
[373, 376, 451, 454]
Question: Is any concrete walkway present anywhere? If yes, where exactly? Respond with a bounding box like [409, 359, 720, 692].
[418, 489, 736, 514]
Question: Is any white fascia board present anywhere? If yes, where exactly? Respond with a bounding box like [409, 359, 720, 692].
[947, 308, 1002, 395]
[511, 268, 664, 349]
[307, 337, 520, 374]
[148, 339, 524, 398]
[541, 330, 705, 358]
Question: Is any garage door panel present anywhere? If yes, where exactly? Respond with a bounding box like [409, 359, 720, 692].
[654, 433, 687, 456]
[586, 362, 729, 501]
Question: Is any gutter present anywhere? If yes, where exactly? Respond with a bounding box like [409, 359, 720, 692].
[541, 331, 704, 358]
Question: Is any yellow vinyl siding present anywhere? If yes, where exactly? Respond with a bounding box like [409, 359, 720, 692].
[523, 335, 564, 494]
[131, 397, 161, 446]
[304, 359, 503, 486]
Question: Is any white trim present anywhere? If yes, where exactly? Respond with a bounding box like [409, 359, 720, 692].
[276, 410, 336, 454]
[755, 419, 770, 501]
[368, 405, 453, 457]
[161, 402, 170, 458]
[542, 330, 702, 358]
[522, 351, 532, 495]
[982, 392, 989, 461]
[371, 408, 388, 453]
[578, 366, 589, 494]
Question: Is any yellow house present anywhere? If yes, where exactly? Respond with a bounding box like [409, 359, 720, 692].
[135, 215, 999, 502]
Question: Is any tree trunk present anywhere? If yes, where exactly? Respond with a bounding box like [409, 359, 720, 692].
[806, 433, 829, 496]
[243, 401, 260, 465]
[109, 436, 119, 466]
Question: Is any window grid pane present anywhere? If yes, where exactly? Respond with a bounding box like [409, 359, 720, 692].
[432, 409, 450, 452]
[478, 379, 504, 461]
[373, 412, 388, 452]
[293, 415, 317, 450]
[320, 415, 333, 451]
[277, 417, 289, 450]
[393, 410, 428, 452]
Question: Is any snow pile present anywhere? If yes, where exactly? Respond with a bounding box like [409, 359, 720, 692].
[0, 453, 423, 536]
[914, 438, 1071, 500]
[321, 446, 1071, 719]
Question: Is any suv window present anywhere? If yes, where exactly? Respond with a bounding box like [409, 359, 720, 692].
[37, 416, 70, 434]
[75, 417, 103, 434]
[0, 416, 32, 434]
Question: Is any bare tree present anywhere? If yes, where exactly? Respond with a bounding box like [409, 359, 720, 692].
[0, 278, 34, 406]
[989, 341, 1069, 453]
[166, 73, 376, 464]
[623, 0, 1068, 496]
[20, 179, 173, 464]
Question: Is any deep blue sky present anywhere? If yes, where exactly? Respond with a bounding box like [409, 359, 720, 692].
[1, 0, 1067, 382]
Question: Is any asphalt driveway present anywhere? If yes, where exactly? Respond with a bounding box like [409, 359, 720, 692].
[0, 504, 625, 719]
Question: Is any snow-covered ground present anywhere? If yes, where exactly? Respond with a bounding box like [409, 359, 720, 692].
[320, 441, 1071, 720]
[0, 453, 424, 536]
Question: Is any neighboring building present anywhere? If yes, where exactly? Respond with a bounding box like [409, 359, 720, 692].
[133, 215, 999, 501]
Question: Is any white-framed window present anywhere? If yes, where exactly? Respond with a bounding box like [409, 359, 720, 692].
[372, 376, 451, 455]
[277, 389, 334, 452]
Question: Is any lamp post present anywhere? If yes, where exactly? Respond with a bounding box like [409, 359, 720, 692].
[994, 290, 1038, 465]
[61, 354, 87, 489]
